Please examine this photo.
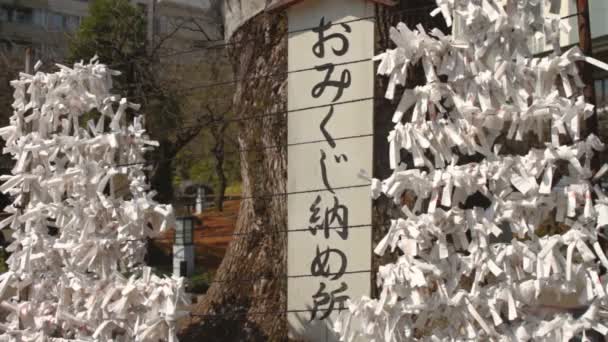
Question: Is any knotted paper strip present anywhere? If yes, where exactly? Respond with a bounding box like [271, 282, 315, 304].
[0, 58, 188, 341]
[336, 0, 608, 340]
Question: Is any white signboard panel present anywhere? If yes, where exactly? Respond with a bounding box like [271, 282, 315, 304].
[287, 0, 374, 340]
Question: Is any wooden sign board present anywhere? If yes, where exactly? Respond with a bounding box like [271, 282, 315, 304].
[287, 0, 374, 340]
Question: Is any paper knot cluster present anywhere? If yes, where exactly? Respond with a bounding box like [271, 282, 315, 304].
[336, 0, 608, 340]
[0, 58, 188, 341]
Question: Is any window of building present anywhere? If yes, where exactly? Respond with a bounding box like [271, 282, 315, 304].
[0, 6, 48, 27]
[47, 12, 63, 31]
[39, 11, 82, 31]
[0, 7, 10, 22]
[14, 7, 33, 24]
[33, 9, 47, 27]
[65, 15, 79, 31]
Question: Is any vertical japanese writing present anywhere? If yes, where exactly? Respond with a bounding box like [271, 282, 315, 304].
[311, 63, 352, 101]
[287, 1, 374, 340]
[310, 282, 349, 321]
[308, 195, 349, 240]
[312, 17, 351, 58]
[306, 15, 352, 322]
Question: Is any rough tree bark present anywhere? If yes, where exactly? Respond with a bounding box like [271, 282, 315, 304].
[211, 121, 228, 212]
[182, 1, 442, 339]
[184, 12, 288, 342]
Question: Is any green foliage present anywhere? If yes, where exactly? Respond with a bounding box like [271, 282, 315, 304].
[173, 130, 242, 196]
[68, 0, 180, 140]
[187, 154, 240, 189]
[189, 158, 217, 185]
[68, 0, 191, 204]
[69, 0, 147, 68]
[68, 0, 241, 204]
[225, 182, 242, 196]
[187, 270, 215, 294]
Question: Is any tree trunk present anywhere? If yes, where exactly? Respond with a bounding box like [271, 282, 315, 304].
[184, 12, 288, 342]
[150, 139, 175, 204]
[213, 144, 227, 212]
[182, 2, 443, 339]
[213, 124, 228, 212]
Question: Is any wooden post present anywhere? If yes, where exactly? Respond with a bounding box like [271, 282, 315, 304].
[576, 0, 597, 135]
[18, 46, 33, 329]
[577, 0, 608, 282]
[24, 48, 32, 74]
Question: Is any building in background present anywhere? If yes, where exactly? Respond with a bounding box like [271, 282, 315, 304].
[0, 0, 87, 61]
[0, 0, 221, 63]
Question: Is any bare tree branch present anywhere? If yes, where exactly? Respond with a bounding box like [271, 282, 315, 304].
[151, 18, 190, 57]
[181, 18, 213, 41]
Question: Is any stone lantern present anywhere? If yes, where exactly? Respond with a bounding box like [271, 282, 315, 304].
[173, 215, 195, 277]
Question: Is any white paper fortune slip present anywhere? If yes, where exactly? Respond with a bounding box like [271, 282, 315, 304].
[334, 0, 608, 341]
[0, 58, 189, 341]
